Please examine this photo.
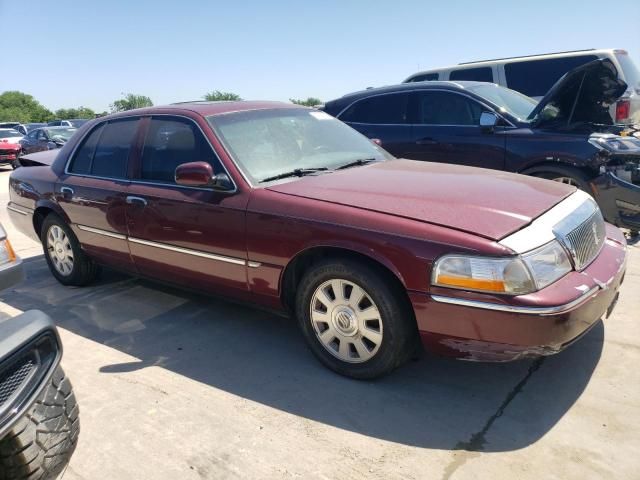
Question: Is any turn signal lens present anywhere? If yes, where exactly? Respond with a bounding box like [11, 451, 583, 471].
[0, 239, 16, 266]
[432, 255, 535, 295]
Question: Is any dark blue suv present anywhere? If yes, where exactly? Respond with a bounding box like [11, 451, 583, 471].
[323, 59, 640, 233]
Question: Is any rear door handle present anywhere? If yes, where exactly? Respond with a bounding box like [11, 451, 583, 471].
[60, 186, 74, 198]
[416, 137, 438, 145]
[126, 196, 147, 207]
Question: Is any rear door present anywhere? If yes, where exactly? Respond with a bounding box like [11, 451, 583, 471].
[124, 115, 250, 294]
[407, 90, 506, 170]
[56, 118, 141, 271]
[338, 92, 414, 158]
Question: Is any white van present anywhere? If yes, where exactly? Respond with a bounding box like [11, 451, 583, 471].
[403, 49, 640, 124]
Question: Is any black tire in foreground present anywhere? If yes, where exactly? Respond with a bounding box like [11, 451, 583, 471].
[296, 259, 418, 379]
[40, 213, 99, 286]
[0, 366, 79, 480]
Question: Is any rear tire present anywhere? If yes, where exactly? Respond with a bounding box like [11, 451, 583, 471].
[40, 213, 99, 286]
[295, 259, 417, 379]
[0, 366, 79, 480]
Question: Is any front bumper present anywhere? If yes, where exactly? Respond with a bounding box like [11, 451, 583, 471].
[412, 224, 627, 361]
[592, 171, 640, 231]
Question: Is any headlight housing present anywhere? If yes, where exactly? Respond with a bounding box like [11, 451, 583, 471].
[432, 240, 572, 295]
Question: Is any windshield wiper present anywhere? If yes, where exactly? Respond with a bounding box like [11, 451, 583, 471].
[260, 168, 329, 183]
[335, 158, 377, 170]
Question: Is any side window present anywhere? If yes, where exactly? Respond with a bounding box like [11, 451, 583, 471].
[27, 130, 38, 140]
[68, 124, 105, 175]
[91, 119, 139, 178]
[505, 55, 598, 97]
[417, 91, 483, 125]
[140, 117, 220, 183]
[449, 67, 493, 82]
[339, 93, 409, 124]
[408, 73, 439, 82]
[36, 130, 48, 141]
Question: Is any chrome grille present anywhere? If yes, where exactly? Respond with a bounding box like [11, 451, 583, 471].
[561, 209, 606, 270]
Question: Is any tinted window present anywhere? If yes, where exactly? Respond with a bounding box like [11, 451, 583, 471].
[140, 118, 220, 183]
[26, 130, 38, 140]
[90, 119, 138, 178]
[68, 124, 104, 175]
[36, 130, 48, 140]
[417, 91, 484, 125]
[339, 93, 409, 124]
[505, 55, 598, 97]
[408, 73, 439, 82]
[449, 67, 493, 82]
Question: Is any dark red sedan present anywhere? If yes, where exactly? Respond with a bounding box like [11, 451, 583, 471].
[7, 101, 627, 378]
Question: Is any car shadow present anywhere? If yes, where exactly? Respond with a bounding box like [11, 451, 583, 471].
[0, 255, 604, 452]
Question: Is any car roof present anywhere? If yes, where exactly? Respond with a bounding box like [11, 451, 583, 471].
[106, 101, 305, 120]
[0, 128, 21, 132]
[331, 81, 486, 103]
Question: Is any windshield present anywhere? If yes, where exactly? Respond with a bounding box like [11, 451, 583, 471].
[45, 128, 76, 141]
[0, 129, 21, 138]
[466, 83, 538, 121]
[208, 109, 392, 184]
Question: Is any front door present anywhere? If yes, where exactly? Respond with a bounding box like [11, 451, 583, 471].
[56, 118, 140, 272]
[407, 90, 506, 170]
[124, 116, 249, 294]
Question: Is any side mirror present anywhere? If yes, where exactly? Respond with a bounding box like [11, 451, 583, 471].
[175, 161, 234, 191]
[479, 111, 498, 131]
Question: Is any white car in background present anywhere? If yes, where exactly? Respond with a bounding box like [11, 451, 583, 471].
[0, 128, 24, 144]
[403, 48, 640, 125]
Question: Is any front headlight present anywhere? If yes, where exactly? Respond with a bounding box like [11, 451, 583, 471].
[432, 240, 572, 295]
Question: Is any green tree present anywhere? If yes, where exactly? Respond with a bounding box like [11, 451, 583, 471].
[290, 97, 323, 107]
[203, 90, 242, 101]
[110, 93, 153, 113]
[54, 106, 96, 120]
[0, 91, 54, 123]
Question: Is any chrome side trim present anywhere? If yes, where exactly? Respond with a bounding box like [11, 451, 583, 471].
[431, 286, 600, 316]
[128, 237, 246, 265]
[7, 205, 31, 216]
[247, 261, 262, 268]
[76, 225, 127, 240]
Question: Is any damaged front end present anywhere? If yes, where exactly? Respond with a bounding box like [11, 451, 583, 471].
[588, 133, 640, 231]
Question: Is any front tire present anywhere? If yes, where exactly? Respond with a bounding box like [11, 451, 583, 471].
[40, 213, 99, 286]
[296, 259, 417, 379]
[0, 366, 79, 480]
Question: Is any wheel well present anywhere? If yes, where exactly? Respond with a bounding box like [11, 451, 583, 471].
[520, 162, 598, 180]
[33, 207, 54, 238]
[280, 246, 408, 313]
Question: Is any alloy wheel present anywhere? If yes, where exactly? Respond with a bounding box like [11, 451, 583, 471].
[46, 225, 74, 276]
[309, 279, 383, 363]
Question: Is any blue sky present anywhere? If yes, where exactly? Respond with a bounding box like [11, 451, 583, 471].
[1, 0, 638, 112]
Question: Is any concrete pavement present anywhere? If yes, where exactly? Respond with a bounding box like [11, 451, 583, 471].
[0, 166, 638, 479]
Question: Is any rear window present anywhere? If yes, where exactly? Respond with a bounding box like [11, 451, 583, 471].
[505, 55, 598, 97]
[408, 73, 439, 82]
[616, 52, 640, 88]
[449, 67, 493, 82]
[68, 119, 138, 178]
[339, 93, 409, 124]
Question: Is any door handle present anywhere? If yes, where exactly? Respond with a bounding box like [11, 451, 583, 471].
[416, 137, 438, 145]
[126, 196, 147, 207]
[60, 186, 74, 198]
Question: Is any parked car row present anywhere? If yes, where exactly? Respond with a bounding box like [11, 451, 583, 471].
[323, 58, 640, 234]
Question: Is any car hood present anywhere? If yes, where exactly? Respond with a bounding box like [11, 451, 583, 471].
[18, 150, 58, 167]
[528, 59, 628, 131]
[266, 160, 574, 240]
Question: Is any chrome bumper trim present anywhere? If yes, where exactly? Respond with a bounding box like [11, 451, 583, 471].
[431, 286, 601, 316]
[77, 224, 127, 240]
[128, 237, 248, 266]
[7, 204, 33, 216]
